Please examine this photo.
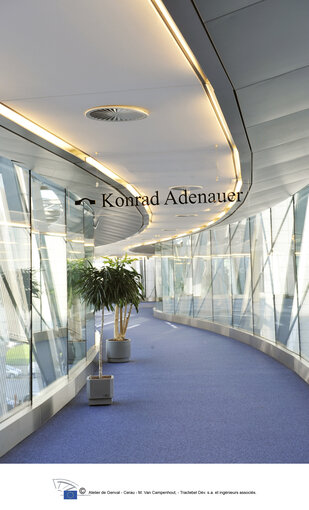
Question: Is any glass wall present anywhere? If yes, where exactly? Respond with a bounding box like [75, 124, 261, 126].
[132, 258, 156, 302]
[161, 240, 175, 314]
[0, 156, 94, 423]
[250, 209, 275, 341]
[211, 226, 232, 326]
[155, 184, 309, 365]
[0, 158, 31, 418]
[67, 191, 86, 369]
[174, 236, 193, 316]
[230, 218, 252, 332]
[271, 198, 299, 353]
[32, 174, 68, 392]
[294, 186, 309, 361]
[84, 204, 95, 352]
[155, 243, 163, 310]
[192, 230, 212, 320]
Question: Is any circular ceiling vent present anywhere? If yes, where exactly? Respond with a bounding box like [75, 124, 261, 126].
[85, 105, 149, 122]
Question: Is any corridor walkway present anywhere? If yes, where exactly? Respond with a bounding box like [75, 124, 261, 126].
[2, 304, 309, 463]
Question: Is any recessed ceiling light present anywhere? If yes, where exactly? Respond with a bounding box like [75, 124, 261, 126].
[85, 105, 149, 122]
[175, 214, 198, 217]
[169, 185, 203, 191]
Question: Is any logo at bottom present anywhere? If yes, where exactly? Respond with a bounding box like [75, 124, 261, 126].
[64, 490, 78, 500]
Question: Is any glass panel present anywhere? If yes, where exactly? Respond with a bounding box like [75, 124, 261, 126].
[145, 257, 156, 301]
[67, 191, 86, 369]
[155, 243, 163, 310]
[161, 241, 174, 314]
[31, 174, 67, 394]
[294, 186, 309, 360]
[271, 198, 299, 353]
[230, 219, 253, 332]
[192, 230, 212, 320]
[250, 210, 276, 341]
[31, 176, 66, 235]
[84, 204, 95, 352]
[174, 236, 193, 316]
[211, 226, 232, 325]
[0, 158, 31, 421]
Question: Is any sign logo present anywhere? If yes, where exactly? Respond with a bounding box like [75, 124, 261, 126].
[64, 490, 78, 500]
[53, 479, 87, 499]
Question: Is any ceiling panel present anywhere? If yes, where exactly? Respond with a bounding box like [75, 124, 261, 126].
[254, 155, 309, 184]
[0, 0, 196, 100]
[253, 137, 309, 171]
[4, 84, 224, 158]
[206, 0, 309, 88]
[194, 0, 262, 22]
[247, 109, 309, 151]
[237, 65, 309, 126]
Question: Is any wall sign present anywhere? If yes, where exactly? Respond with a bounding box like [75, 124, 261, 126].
[101, 189, 243, 208]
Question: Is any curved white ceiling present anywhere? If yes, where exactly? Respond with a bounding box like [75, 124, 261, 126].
[0, 0, 242, 255]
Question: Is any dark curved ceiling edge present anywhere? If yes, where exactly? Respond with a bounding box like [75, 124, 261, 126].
[162, 0, 252, 195]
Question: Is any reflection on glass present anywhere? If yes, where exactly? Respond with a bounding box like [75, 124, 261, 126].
[32, 176, 66, 235]
[161, 241, 174, 313]
[84, 204, 95, 352]
[32, 233, 68, 392]
[174, 236, 193, 316]
[294, 186, 309, 360]
[67, 192, 86, 369]
[143, 257, 156, 301]
[230, 219, 253, 332]
[211, 226, 232, 325]
[0, 158, 31, 421]
[271, 199, 299, 353]
[155, 244, 163, 310]
[31, 174, 68, 393]
[156, 185, 309, 366]
[250, 210, 276, 341]
[0, 155, 95, 422]
[192, 231, 212, 320]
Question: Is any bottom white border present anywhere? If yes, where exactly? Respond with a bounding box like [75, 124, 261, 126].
[0, 463, 307, 509]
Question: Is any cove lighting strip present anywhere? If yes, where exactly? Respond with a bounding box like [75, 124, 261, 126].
[0, 104, 72, 152]
[150, 0, 241, 163]
[131, 0, 243, 249]
[125, 1, 244, 252]
[0, 103, 152, 221]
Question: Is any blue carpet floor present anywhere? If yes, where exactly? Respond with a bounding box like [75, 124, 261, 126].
[2, 304, 309, 463]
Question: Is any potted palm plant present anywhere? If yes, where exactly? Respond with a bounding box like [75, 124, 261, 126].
[103, 255, 144, 363]
[72, 260, 115, 405]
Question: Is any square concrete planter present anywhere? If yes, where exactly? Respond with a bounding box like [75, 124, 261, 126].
[86, 375, 114, 405]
